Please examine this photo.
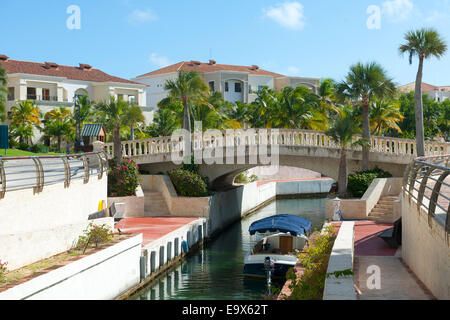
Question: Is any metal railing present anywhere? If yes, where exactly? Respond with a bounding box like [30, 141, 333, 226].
[0, 151, 108, 199]
[403, 154, 450, 234]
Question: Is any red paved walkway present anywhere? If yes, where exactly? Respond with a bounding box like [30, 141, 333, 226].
[115, 217, 197, 245]
[331, 221, 396, 256]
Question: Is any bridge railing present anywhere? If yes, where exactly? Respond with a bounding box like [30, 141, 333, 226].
[103, 129, 450, 159]
[0, 151, 108, 199]
[403, 154, 450, 234]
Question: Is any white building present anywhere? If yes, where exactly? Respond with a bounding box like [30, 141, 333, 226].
[398, 82, 450, 102]
[0, 55, 152, 128]
[132, 60, 320, 110]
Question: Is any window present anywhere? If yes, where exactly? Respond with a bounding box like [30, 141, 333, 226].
[235, 82, 242, 93]
[27, 87, 36, 100]
[209, 81, 215, 92]
[258, 85, 264, 93]
[7, 87, 14, 101]
[117, 94, 124, 101]
[129, 96, 136, 103]
[225, 82, 229, 92]
[248, 85, 252, 94]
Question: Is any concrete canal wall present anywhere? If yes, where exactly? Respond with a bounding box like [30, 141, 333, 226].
[0, 234, 142, 300]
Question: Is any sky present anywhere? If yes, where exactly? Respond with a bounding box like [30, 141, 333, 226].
[1, 0, 450, 86]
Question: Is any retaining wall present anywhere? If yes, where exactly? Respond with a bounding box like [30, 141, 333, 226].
[0, 177, 108, 270]
[0, 234, 142, 300]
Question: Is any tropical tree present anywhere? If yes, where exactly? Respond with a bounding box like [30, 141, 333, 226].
[147, 107, 180, 137]
[399, 27, 447, 156]
[370, 100, 404, 136]
[336, 62, 396, 170]
[8, 100, 41, 144]
[44, 106, 72, 121]
[43, 118, 74, 152]
[74, 95, 94, 146]
[0, 63, 7, 122]
[163, 71, 210, 132]
[94, 96, 132, 162]
[248, 86, 277, 128]
[326, 107, 361, 195]
[123, 104, 145, 140]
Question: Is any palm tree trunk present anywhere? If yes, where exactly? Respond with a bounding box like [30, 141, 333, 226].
[182, 97, 191, 133]
[130, 123, 135, 141]
[338, 148, 348, 195]
[114, 123, 122, 162]
[362, 102, 370, 171]
[415, 57, 425, 157]
[58, 136, 61, 152]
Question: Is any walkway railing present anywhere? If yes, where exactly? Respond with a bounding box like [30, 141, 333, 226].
[0, 151, 108, 199]
[103, 129, 450, 159]
[403, 154, 450, 234]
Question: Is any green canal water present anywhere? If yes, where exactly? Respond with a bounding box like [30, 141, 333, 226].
[131, 198, 326, 300]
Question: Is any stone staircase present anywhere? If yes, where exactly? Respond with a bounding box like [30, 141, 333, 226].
[144, 191, 171, 217]
[368, 196, 399, 223]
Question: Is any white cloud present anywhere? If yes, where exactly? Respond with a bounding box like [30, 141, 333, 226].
[425, 0, 450, 22]
[382, 0, 414, 22]
[127, 9, 158, 25]
[149, 53, 171, 68]
[263, 2, 305, 30]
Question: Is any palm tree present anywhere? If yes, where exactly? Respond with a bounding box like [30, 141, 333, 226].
[74, 95, 94, 146]
[326, 107, 360, 195]
[147, 107, 180, 137]
[0, 63, 7, 122]
[163, 71, 210, 133]
[399, 28, 447, 156]
[44, 106, 72, 121]
[8, 100, 41, 144]
[43, 118, 74, 152]
[94, 96, 131, 162]
[370, 100, 404, 136]
[123, 104, 145, 140]
[336, 62, 396, 171]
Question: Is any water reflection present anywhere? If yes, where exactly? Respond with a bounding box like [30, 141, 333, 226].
[132, 198, 326, 300]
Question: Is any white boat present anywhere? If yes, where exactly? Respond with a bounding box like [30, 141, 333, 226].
[243, 214, 312, 278]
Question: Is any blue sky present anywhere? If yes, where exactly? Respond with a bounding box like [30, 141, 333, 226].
[2, 0, 450, 85]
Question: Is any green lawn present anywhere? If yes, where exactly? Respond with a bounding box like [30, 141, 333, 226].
[0, 149, 63, 157]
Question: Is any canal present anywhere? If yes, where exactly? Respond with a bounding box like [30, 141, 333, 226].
[131, 198, 326, 300]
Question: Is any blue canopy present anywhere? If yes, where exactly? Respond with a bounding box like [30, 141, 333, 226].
[249, 214, 312, 237]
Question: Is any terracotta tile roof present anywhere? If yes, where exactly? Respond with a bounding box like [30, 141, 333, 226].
[136, 60, 286, 78]
[0, 58, 143, 85]
[398, 82, 443, 92]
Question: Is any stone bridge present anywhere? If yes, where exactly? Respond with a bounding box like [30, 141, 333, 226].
[100, 129, 450, 190]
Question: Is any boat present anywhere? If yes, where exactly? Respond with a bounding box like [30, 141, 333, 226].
[243, 214, 312, 279]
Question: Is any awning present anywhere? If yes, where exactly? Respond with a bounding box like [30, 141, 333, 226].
[249, 214, 312, 237]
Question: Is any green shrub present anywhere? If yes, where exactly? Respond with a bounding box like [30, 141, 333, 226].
[28, 144, 49, 154]
[347, 167, 392, 198]
[168, 169, 208, 197]
[284, 225, 336, 300]
[76, 222, 113, 253]
[108, 158, 142, 197]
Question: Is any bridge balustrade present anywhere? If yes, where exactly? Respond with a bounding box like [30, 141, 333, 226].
[103, 129, 450, 159]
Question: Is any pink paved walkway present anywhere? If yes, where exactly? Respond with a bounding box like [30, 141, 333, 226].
[115, 217, 197, 245]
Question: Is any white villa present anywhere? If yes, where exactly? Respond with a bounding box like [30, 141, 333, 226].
[398, 81, 450, 102]
[0, 55, 151, 128]
[132, 60, 320, 110]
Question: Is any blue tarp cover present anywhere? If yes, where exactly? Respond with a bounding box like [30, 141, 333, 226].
[249, 214, 312, 237]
